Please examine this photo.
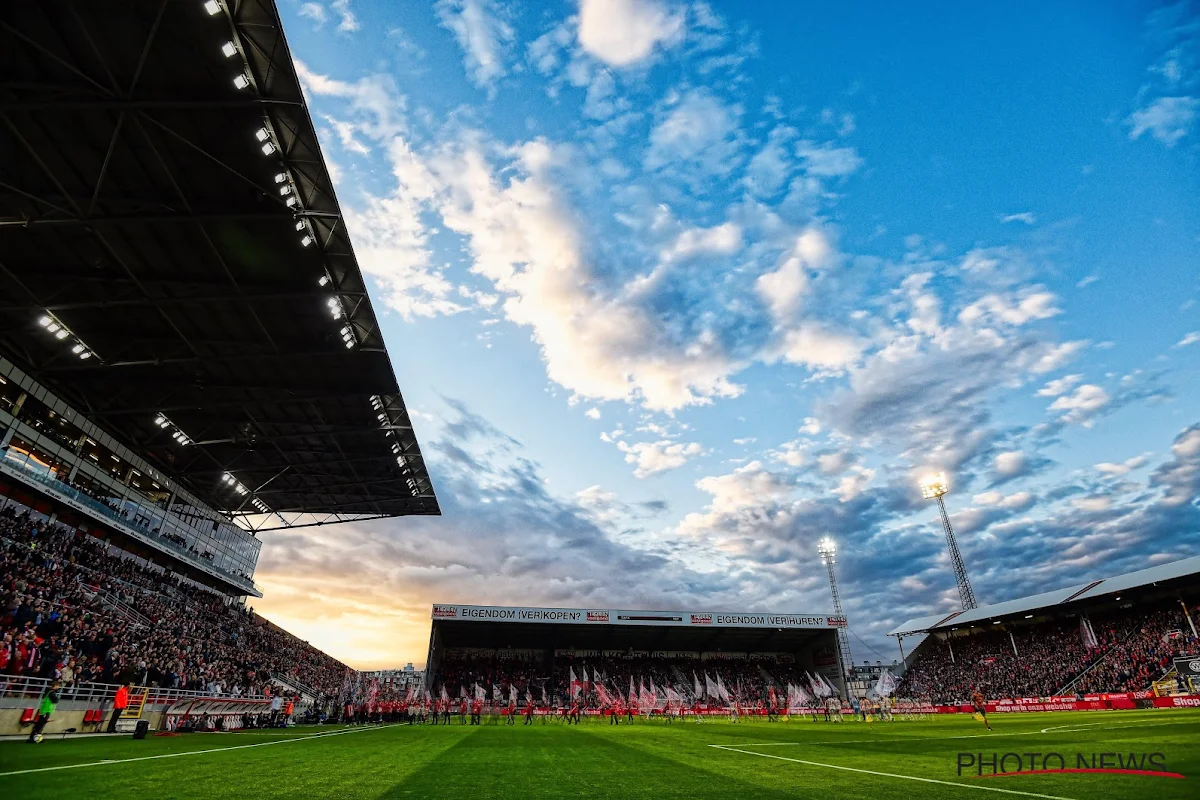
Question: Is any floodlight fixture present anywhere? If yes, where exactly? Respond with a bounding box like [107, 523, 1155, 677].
[919, 472, 949, 500]
[221, 41, 237, 58]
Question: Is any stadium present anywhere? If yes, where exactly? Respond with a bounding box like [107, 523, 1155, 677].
[1, 1, 1198, 799]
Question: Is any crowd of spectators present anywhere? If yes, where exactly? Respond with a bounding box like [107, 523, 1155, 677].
[433, 648, 817, 704]
[0, 506, 348, 700]
[897, 600, 1199, 703]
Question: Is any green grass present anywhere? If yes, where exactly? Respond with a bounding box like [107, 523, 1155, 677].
[1, 710, 1198, 799]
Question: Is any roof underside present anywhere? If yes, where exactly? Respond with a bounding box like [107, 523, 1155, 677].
[0, 0, 438, 527]
[433, 620, 834, 653]
[888, 554, 1200, 636]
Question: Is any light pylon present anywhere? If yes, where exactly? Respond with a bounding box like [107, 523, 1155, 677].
[919, 472, 978, 610]
[817, 536, 853, 679]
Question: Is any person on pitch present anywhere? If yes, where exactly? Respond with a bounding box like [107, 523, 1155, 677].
[471, 696, 482, 725]
[27, 681, 61, 743]
[971, 687, 992, 731]
[460, 696, 469, 725]
[523, 696, 536, 726]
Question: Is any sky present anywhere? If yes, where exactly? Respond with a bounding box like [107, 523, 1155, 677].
[249, 0, 1200, 670]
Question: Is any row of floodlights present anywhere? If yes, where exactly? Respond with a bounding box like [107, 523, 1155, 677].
[372, 395, 418, 494]
[221, 472, 271, 514]
[208, 2, 356, 353]
[37, 315, 94, 360]
[154, 414, 192, 446]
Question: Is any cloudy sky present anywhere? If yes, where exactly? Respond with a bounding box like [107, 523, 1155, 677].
[250, 0, 1200, 670]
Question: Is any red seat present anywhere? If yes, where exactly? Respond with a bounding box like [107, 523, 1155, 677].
[84, 709, 100, 723]
[19, 708, 36, 724]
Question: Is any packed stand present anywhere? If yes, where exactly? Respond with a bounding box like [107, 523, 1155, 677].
[0, 507, 349, 700]
[433, 648, 815, 705]
[897, 599, 1199, 704]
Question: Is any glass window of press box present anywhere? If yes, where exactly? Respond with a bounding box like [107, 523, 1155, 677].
[0, 363, 261, 579]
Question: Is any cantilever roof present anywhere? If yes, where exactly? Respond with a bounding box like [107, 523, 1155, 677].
[0, 0, 437, 529]
[888, 555, 1200, 636]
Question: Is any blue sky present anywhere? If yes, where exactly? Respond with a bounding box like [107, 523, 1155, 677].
[250, 0, 1200, 669]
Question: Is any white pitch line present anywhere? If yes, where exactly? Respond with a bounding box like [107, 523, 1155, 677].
[718, 730, 1047, 746]
[0, 723, 401, 778]
[708, 745, 1076, 800]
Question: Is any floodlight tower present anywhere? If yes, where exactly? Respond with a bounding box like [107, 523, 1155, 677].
[919, 472, 978, 610]
[817, 536, 853, 678]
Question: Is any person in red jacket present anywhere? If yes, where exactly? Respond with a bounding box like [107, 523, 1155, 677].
[459, 697, 469, 724]
[107, 682, 130, 733]
[470, 697, 482, 725]
[523, 696, 536, 726]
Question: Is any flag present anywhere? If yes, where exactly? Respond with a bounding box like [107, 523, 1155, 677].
[769, 685, 778, 709]
[715, 674, 730, 703]
[474, 683, 485, 702]
[693, 671, 703, 700]
[873, 670, 897, 698]
[509, 685, 518, 706]
[569, 668, 582, 699]
[1080, 616, 1099, 649]
[541, 685, 548, 705]
[629, 676, 636, 704]
[705, 673, 719, 700]
[440, 685, 449, 702]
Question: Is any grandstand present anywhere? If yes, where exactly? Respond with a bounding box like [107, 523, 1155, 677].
[890, 556, 1200, 704]
[0, 0, 436, 736]
[425, 604, 850, 704]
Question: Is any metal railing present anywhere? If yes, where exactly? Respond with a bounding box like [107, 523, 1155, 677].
[0, 457, 257, 593]
[0, 673, 274, 707]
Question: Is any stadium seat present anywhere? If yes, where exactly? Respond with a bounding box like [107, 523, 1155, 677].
[19, 708, 35, 724]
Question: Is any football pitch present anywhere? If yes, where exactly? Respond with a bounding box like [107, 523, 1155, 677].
[1, 709, 1197, 799]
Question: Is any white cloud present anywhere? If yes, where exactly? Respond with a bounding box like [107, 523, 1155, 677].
[744, 125, 795, 197]
[645, 88, 741, 175]
[993, 451, 1027, 478]
[1000, 212, 1036, 225]
[972, 490, 1033, 510]
[617, 439, 704, 478]
[800, 417, 821, 435]
[834, 465, 874, 502]
[332, 0, 359, 32]
[429, 138, 747, 410]
[755, 227, 831, 320]
[577, 0, 684, 67]
[778, 324, 862, 371]
[1036, 374, 1083, 397]
[1176, 331, 1200, 348]
[795, 140, 863, 177]
[1095, 455, 1148, 477]
[436, 0, 514, 87]
[1049, 384, 1111, 426]
[1076, 275, 1099, 288]
[1030, 340, 1088, 373]
[661, 222, 742, 263]
[1072, 495, 1113, 512]
[585, 407, 601, 420]
[1128, 96, 1198, 147]
[958, 289, 1060, 328]
[299, 2, 327, 27]
[687, 461, 794, 517]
